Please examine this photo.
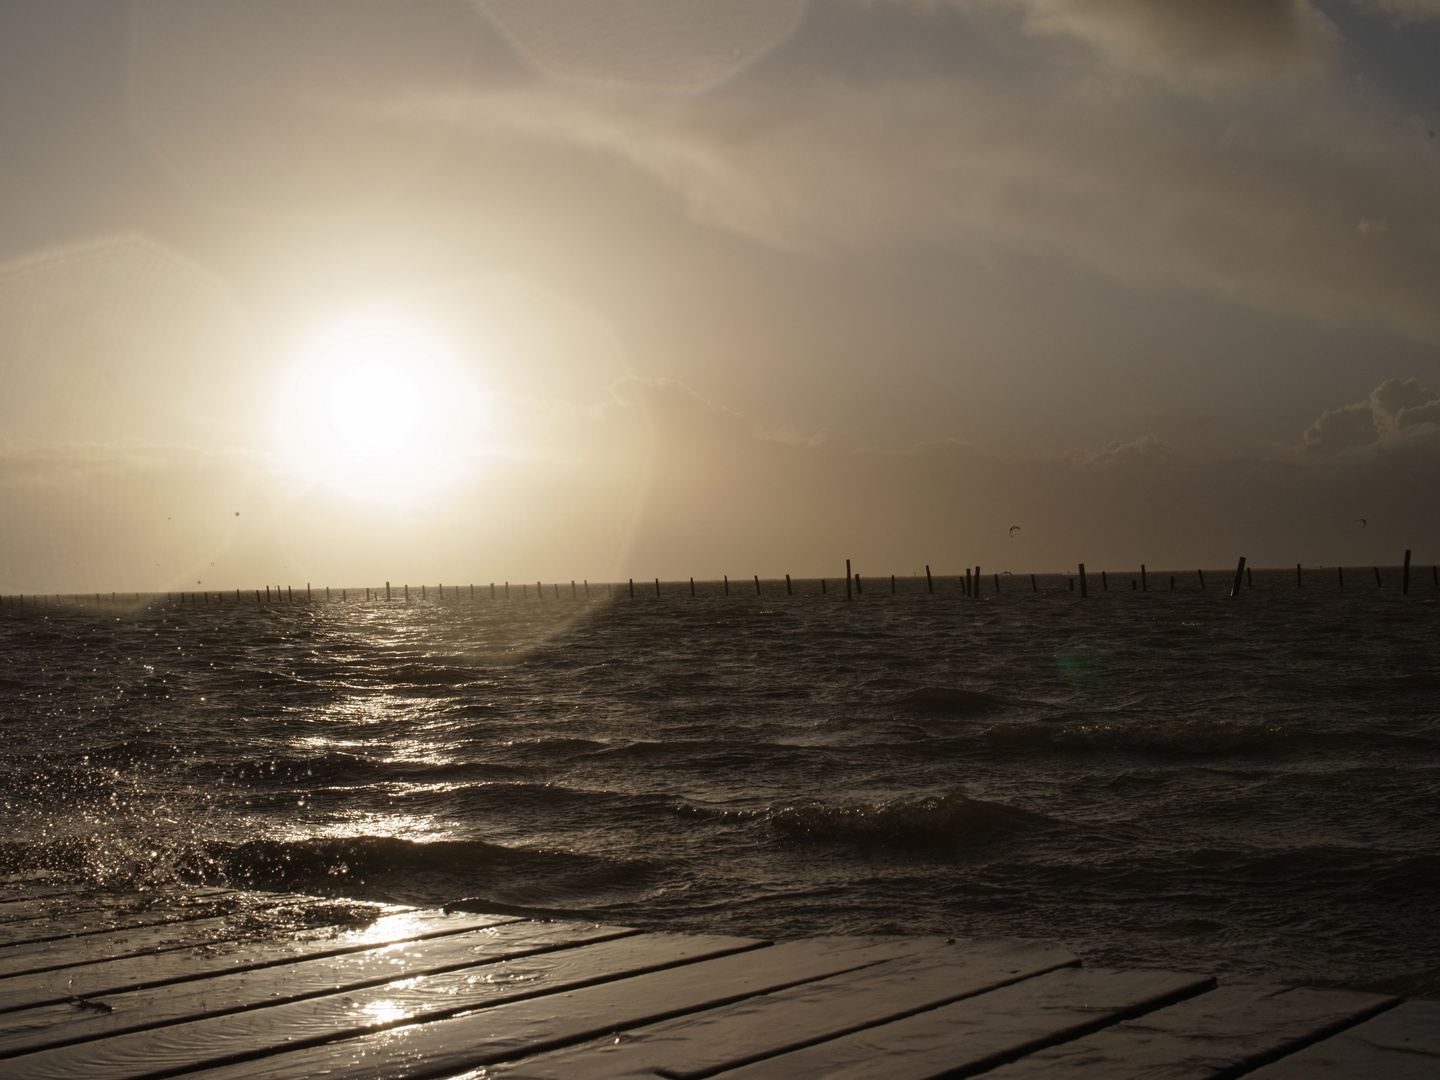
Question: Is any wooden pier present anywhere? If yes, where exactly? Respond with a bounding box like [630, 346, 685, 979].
[0, 883, 1434, 1079]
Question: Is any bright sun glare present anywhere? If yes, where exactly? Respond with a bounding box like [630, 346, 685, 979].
[279, 313, 480, 501]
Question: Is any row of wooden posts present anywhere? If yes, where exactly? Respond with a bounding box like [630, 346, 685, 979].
[0, 552, 1430, 608]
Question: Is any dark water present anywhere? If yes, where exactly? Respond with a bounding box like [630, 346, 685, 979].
[3, 574, 1438, 995]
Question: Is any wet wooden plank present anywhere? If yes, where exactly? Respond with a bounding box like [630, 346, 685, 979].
[490, 936, 1079, 1079]
[983, 983, 1399, 1079]
[0, 889, 234, 927]
[0, 919, 638, 1059]
[8, 931, 765, 1080]
[683, 967, 1213, 1080]
[182, 935, 954, 1080]
[0, 897, 245, 948]
[1246, 1000, 1440, 1079]
[0, 909, 514, 1013]
[0, 895, 397, 983]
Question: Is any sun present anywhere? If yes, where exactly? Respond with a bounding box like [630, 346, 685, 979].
[278, 312, 480, 501]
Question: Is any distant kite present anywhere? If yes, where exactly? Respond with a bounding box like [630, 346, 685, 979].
[1009, 525, 1021, 537]
[1357, 518, 1367, 527]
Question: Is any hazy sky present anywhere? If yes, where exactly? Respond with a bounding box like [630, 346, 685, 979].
[1, 0, 1438, 591]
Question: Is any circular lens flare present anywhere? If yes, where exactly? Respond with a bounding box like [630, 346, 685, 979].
[278, 313, 479, 502]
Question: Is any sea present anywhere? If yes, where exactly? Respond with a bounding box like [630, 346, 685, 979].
[3, 571, 1438, 997]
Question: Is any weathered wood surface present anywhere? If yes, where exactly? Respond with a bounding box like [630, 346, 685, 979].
[983, 983, 1399, 1079]
[1246, 1000, 1440, 1079]
[0, 908, 509, 1013]
[0, 883, 1432, 1080]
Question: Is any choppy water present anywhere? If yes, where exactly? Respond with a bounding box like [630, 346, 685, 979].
[3, 572, 1438, 996]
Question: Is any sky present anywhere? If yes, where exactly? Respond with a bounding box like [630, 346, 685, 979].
[1, 0, 1438, 592]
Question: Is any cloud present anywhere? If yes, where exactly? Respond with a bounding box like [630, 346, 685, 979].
[1346, 0, 1440, 23]
[1303, 378, 1440, 454]
[1013, 0, 1336, 87]
[424, 1, 1440, 346]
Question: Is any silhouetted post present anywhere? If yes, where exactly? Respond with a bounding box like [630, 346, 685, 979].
[505, 582, 510, 599]
[655, 578, 660, 597]
[691, 577, 696, 596]
[386, 581, 391, 600]
[629, 578, 634, 598]
[1131, 580, 1136, 590]
[1374, 567, 1382, 587]
[553, 583, 559, 599]
[255, 589, 261, 605]
[1031, 573, 1037, 592]
[1246, 566, 1253, 588]
[1296, 564, 1302, 588]
[993, 573, 999, 593]
[1230, 556, 1246, 598]
[571, 581, 576, 599]
[891, 574, 896, 594]
[1197, 570, 1206, 590]
[925, 565, 933, 593]
[1337, 567, 1344, 588]
[405, 584, 410, 600]
[1079, 564, 1088, 597]
[1169, 576, 1175, 590]
[585, 580, 591, 598]
[288, 586, 293, 602]
[236, 589, 240, 602]
[608, 583, 612, 597]
[1101, 571, 1108, 591]
[523, 584, 528, 599]
[846, 560, 852, 601]
[821, 579, 826, 594]
[786, 574, 792, 595]
[965, 568, 972, 596]
[974, 566, 981, 598]
[325, 587, 330, 600]
[856, 573, 863, 595]
[490, 583, 496, 599]
[536, 582, 541, 600]
[1403, 549, 1411, 594]
[754, 575, 761, 595]
[307, 583, 312, 600]
[724, 575, 730, 596]
[471, 584, 475, 599]
[1141, 564, 1147, 591]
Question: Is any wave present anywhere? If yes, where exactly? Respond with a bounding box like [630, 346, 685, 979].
[679, 790, 1048, 848]
[891, 687, 1008, 716]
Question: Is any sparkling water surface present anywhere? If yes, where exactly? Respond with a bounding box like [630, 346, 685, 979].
[3, 574, 1438, 996]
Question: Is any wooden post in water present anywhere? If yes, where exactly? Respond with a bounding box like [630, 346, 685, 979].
[571, 581, 576, 599]
[288, 586, 293, 602]
[974, 566, 981, 598]
[1101, 570, 1108, 591]
[1141, 564, 1147, 591]
[786, 574, 792, 595]
[724, 575, 730, 596]
[505, 581, 510, 599]
[629, 578, 634, 598]
[891, 574, 896, 594]
[1031, 573, 1037, 592]
[1247, 566, 1253, 588]
[585, 580, 591, 598]
[856, 573, 863, 595]
[993, 573, 999, 593]
[690, 577, 696, 596]
[386, 581, 391, 600]
[1296, 564, 1302, 588]
[1170, 576, 1175, 590]
[1338, 567, 1344, 588]
[655, 578, 660, 597]
[925, 565, 933, 593]
[1374, 566, 1382, 587]
[821, 578, 826, 594]
[491, 583, 496, 599]
[1403, 549, 1411, 594]
[306, 583, 311, 600]
[1230, 556, 1246, 598]
[964, 568, 972, 596]
[846, 560, 852, 601]
[754, 575, 761, 595]
[1079, 563, 1088, 597]
[1197, 569, 1206, 590]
